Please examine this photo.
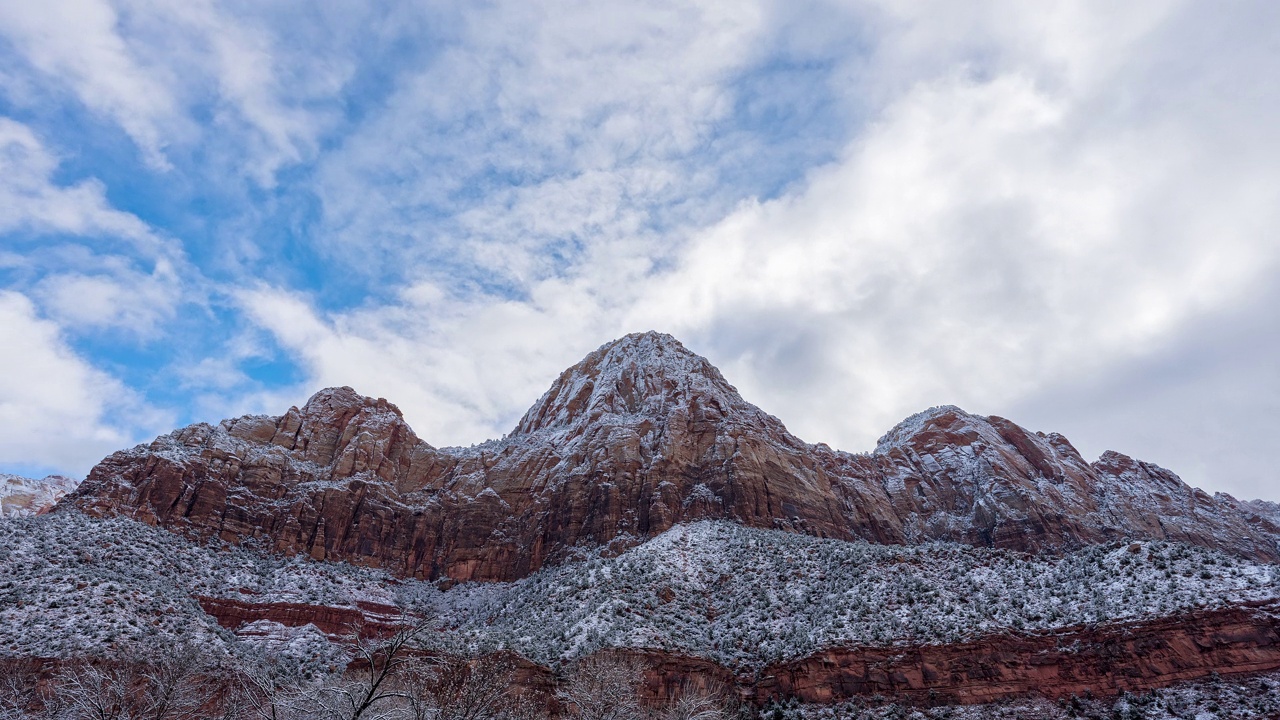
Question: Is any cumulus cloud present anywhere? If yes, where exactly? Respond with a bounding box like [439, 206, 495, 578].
[239, 0, 1280, 500]
[0, 291, 168, 475]
[3, 0, 1278, 500]
[625, 0, 1280, 487]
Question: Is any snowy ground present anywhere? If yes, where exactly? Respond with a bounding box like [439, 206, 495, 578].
[435, 521, 1280, 667]
[1, 513, 1277, 672]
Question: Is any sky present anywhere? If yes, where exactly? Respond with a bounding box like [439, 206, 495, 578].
[0, 1, 1277, 501]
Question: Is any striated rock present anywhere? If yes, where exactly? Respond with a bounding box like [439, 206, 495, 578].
[65, 332, 1280, 581]
[199, 594, 1280, 708]
[754, 599, 1280, 706]
[196, 595, 405, 638]
[1, 474, 79, 517]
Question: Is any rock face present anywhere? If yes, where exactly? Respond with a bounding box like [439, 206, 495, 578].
[65, 332, 1280, 581]
[196, 595, 404, 638]
[754, 600, 1280, 706]
[1, 474, 79, 518]
[197, 592, 1280, 709]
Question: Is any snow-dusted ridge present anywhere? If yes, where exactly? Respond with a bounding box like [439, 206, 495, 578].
[64, 331, 1280, 587]
[0, 473, 79, 517]
[439, 520, 1280, 668]
[3, 512, 1276, 672]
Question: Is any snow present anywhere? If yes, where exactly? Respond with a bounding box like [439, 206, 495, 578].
[0, 473, 80, 517]
[3, 510, 1276, 675]
[874, 405, 969, 453]
[429, 521, 1280, 669]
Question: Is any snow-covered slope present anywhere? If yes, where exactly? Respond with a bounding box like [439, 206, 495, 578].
[770, 671, 1280, 720]
[5, 512, 1275, 674]
[437, 520, 1280, 668]
[0, 473, 79, 517]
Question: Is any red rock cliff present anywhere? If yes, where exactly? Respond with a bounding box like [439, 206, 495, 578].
[65, 332, 1280, 580]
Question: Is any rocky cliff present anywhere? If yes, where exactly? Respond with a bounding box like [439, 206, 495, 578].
[1, 474, 79, 518]
[65, 332, 1280, 581]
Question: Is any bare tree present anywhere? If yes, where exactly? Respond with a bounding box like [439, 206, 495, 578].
[227, 651, 315, 720]
[660, 680, 737, 720]
[0, 662, 45, 720]
[411, 654, 540, 720]
[299, 626, 429, 720]
[51, 645, 219, 720]
[556, 655, 646, 720]
[53, 661, 133, 720]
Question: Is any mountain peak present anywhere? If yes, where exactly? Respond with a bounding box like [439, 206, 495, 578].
[511, 331, 752, 436]
[875, 405, 972, 452]
[300, 386, 405, 419]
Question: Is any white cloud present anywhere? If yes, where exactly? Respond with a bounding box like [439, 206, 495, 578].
[235, 282, 619, 445]
[0, 291, 168, 475]
[314, 0, 768, 284]
[0, 118, 157, 243]
[0, 0, 335, 180]
[632, 0, 1277, 427]
[239, 0, 1280, 502]
[0, 0, 181, 167]
[0, 116, 191, 333]
[35, 259, 182, 336]
[623, 0, 1280, 462]
[118, 0, 338, 184]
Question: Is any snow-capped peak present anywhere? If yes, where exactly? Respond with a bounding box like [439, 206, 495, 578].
[0, 473, 80, 517]
[510, 331, 756, 436]
[874, 404, 975, 453]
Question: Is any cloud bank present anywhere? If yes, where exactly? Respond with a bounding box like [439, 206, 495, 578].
[1, 0, 1277, 500]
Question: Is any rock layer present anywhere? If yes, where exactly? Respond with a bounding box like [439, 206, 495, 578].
[66, 332, 1280, 580]
[754, 600, 1280, 706]
[198, 593, 1280, 708]
[1, 474, 79, 518]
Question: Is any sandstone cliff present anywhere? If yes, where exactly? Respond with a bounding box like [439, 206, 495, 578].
[65, 332, 1280, 580]
[1, 474, 79, 518]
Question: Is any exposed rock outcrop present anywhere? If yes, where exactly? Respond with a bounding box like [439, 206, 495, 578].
[754, 599, 1280, 706]
[65, 332, 1280, 581]
[1, 474, 79, 518]
[195, 595, 405, 638]
[198, 593, 1280, 708]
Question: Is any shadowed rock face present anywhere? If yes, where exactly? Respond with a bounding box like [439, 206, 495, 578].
[65, 332, 1280, 581]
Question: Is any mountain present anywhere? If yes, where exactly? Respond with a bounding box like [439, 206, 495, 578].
[65, 331, 1280, 583]
[1, 473, 79, 517]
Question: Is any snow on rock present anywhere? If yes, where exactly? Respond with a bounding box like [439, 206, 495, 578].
[65, 332, 1280, 585]
[4, 512, 1275, 674]
[0, 473, 79, 517]
[431, 520, 1280, 669]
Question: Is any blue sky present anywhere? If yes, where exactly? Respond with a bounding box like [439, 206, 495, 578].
[1, 1, 1278, 500]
